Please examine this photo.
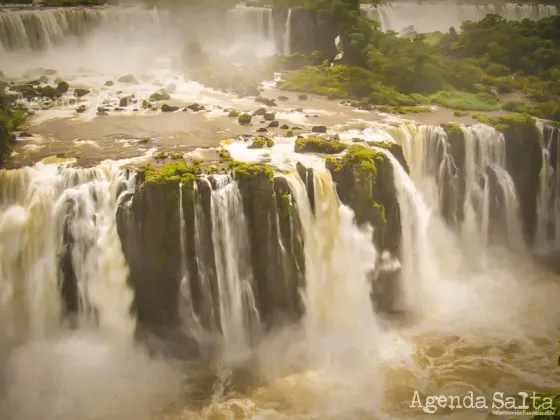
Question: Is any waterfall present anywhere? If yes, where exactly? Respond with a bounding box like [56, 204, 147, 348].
[0, 6, 163, 51]
[535, 123, 560, 252]
[388, 122, 523, 254]
[283, 8, 292, 56]
[360, 2, 558, 34]
[0, 161, 136, 344]
[224, 4, 276, 54]
[284, 165, 379, 363]
[208, 174, 261, 361]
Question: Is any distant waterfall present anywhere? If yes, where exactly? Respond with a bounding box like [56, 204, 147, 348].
[535, 123, 560, 252]
[0, 6, 163, 51]
[360, 2, 558, 34]
[283, 8, 292, 55]
[0, 161, 136, 344]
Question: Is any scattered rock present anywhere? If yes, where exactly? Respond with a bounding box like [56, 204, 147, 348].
[278, 95, 289, 101]
[298, 94, 308, 100]
[255, 97, 277, 107]
[280, 124, 289, 129]
[256, 127, 268, 133]
[238, 113, 252, 125]
[117, 74, 139, 84]
[264, 112, 275, 121]
[149, 91, 171, 101]
[187, 103, 204, 112]
[161, 104, 179, 112]
[228, 109, 240, 117]
[253, 108, 267, 116]
[119, 96, 133, 107]
[295, 108, 303, 112]
[312, 126, 327, 133]
[19, 131, 32, 138]
[268, 120, 279, 128]
[76, 105, 87, 113]
[104, 80, 114, 86]
[97, 107, 108, 115]
[292, 127, 302, 130]
[56, 81, 69, 94]
[74, 88, 90, 98]
[182, 107, 188, 112]
[113, 107, 123, 111]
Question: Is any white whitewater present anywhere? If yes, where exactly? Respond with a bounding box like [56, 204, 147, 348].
[0, 6, 163, 51]
[209, 174, 261, 362]
[387, 122, 524, 254]
[0, 161, 136, 344]
[535, 122, 560, 252]
[225, 4, 276, 55]
[360, 1, 558, 33]
[283, 8, 292, 55]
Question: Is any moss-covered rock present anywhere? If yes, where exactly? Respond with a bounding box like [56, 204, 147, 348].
[228, 109, 240, 117]
[294, 136, 346, 154]
[326, 144, 402, 256]
[149, 91, 171, 101]
[56, 81, 69, 94]
[238, 113, 252, 125]
[74, 88, 90, 98]
[117, 74, 139, 84]
[248, 136, 274, 149]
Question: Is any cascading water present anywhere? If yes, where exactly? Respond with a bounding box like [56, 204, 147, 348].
[283, 8, 292, 56]
[387, 122, 524, 255]
[0, 7, 164, 51]
[208, 174, 261, 362]
[535, 122, 560, 252]
[225, 4, 276, 55]
[0, 160, 136, 344]
[360, 1, 558, 34]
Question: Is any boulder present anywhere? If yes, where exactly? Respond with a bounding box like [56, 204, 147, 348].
[268, 120, 280, 128]
[311, 125, 327, 133]
[117, 74, 139, 84]
[161, 104, 179, 112]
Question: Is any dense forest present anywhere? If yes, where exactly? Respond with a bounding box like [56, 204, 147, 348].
[278, 3, 560, 122]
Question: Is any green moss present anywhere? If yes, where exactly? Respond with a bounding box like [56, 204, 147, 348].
[373, 202, 387, 225]
[264, 112, 275, 121]
[341, 144, 385, 177]
[228, 109, 240, 117]
[325, 156, 342, 172]
[249, 136, 274, 149]
[286, 130, 294, 137]
[170, 152, 184, 160]
[238, 113, 252, 125]
[487, 113, 538, 137]
[140, 137, 149, 143]
[493, 123, 510, 132]
[472, 113, 491, 124]
[228, 161, 274, 182]
[294, 136, 347, 154]
[440, 122, 464, 136]
[143, 161, 198, 185]
[276, 188, 293, 217]
[154, 152, 167, 160]
[392, 106, 431, 114]
[453, 110, 469, 117]
[218, 148, 232, 161]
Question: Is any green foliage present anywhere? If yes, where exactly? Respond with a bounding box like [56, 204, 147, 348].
[431, 90, 499, 111]
[502, 100, 532, 113]
[228, 161, 274, 182]
[453, 110, 469, 117]
[0, 98, 26, 164]
[294, 136, 347, 154]
[144, 161, 197, 185]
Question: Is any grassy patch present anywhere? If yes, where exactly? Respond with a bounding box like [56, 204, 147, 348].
[431, 90, 500, 111]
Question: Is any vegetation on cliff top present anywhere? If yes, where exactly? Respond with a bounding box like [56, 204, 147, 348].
[279, 11, 560, 121]
[0, 92, 26, 165]
[294, 136, 347, 154]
